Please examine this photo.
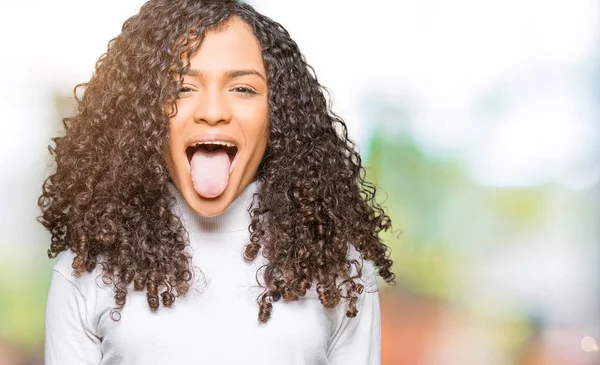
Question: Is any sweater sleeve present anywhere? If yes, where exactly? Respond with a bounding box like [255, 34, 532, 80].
[45, 268, 102, 365]
[327, 260, 382, 365]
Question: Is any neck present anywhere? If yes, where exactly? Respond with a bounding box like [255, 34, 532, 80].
[167, 182, 258, 233]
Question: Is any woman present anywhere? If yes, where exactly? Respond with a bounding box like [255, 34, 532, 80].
[39, 0, 394, 364]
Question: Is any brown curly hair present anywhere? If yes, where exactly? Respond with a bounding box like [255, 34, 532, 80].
[38, 0, 395, 323]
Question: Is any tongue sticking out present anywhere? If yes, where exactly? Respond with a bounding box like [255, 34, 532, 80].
[190, 148, 231, 198]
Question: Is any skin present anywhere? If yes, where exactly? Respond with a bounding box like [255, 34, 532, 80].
[165, 18, 269, 217]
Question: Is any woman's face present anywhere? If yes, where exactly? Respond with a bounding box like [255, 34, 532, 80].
[165, 18, 269, 217]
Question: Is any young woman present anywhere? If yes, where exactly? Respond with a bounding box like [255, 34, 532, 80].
[39, 0, 394, 364]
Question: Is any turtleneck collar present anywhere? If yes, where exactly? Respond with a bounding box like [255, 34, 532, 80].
[167, 181, 259, 233]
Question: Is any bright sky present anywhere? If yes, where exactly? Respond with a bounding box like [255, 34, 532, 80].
[0, 0, 598, 245]
[251, 0, 600, 189]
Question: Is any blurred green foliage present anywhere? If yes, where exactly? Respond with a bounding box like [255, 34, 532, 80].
[0, 256, 53, 350]
[365, 128, 464, 299]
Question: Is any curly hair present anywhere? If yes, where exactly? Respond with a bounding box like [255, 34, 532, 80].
[38, 0, 395, 323]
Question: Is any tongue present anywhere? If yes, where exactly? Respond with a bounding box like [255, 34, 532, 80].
[190, 148, 231, 198]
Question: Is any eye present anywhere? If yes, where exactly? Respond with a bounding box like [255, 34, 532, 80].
[179, 86, 194, 94]
[232, 86, 257, 95]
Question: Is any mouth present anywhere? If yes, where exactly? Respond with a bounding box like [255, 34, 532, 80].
[184, 140, 240, 199]
[185, 141, 238, 171]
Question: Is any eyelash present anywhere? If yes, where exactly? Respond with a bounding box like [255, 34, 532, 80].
[232, 86, 257, 95]
[177, 86, 258, 95]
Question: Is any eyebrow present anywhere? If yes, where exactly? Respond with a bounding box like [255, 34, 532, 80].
[183, 68, 266, 82]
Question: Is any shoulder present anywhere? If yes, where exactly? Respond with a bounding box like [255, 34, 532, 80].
[51, 249, 108, 298]
[346, 245, 378, 293]
[52, 248, 77, 277]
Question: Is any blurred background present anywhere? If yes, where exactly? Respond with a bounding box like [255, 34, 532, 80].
[0, 0, 598, 364]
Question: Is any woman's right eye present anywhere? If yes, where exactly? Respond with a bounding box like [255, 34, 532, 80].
[179, 86, 194, 94]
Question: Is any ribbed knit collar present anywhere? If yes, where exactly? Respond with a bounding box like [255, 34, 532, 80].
[167, 181, 258, 233]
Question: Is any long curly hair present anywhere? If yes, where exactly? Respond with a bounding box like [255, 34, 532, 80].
[38, 0, 395, 323]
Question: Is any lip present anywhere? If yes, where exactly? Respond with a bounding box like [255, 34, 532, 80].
[185, 133, 240, 149]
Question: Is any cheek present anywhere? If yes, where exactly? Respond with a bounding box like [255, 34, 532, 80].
[261, 122, 269, 150]
[165, 116, 186, 168]
[238, 102, 269, 147]
[251, 116, 269, 151]
[168, 103, 192, 147]
[169, 103, 190, 131]
[163, 123, 177, 166]
[167, 120, 179, 152]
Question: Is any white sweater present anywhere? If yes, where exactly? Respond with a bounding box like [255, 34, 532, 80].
[45, 181, 381, 365]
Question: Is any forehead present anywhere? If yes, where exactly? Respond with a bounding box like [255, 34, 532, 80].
[188, 17, 265, 74]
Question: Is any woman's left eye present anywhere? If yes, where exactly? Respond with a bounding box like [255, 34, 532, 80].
[232, 86, 257, 95]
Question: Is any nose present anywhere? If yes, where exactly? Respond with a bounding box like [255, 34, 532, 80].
[193, 88, 232, 126]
